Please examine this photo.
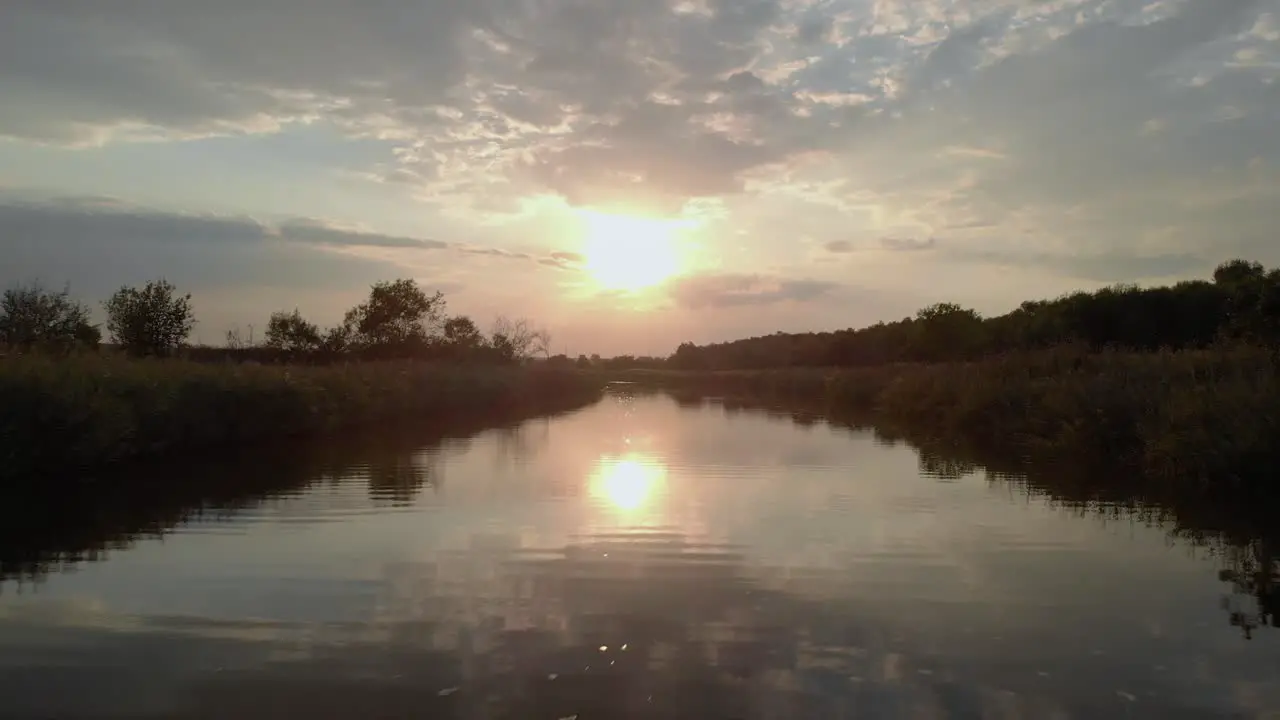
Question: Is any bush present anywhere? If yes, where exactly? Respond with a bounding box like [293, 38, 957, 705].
[0, 282, 99, 352]
[635, 347, 1280, 494]
[104, 279, 195, 356]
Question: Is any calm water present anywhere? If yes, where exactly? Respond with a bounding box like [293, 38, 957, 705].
[1, 388, 1277, 719]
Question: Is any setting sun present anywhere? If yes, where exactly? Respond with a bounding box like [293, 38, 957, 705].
[578, 210, 690, 291]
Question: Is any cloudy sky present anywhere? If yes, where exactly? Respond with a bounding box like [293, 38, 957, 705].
[2, 0, 1276, 354]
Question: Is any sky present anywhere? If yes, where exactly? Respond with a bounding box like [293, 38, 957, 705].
[1, 0, 1277, 355]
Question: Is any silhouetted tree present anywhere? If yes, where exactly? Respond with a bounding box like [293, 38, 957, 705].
[491, 316, 550, 362]
[442, 316, 483, 350]
[1214, 259, 1266, 287]
[265, 309, 322, 354]
[103, 280, 195, 356]
[0, 282, 99, 352]
[342, 279, 445, 358]
[665, 259, 1280, 371]
[912, 302, 984, 361]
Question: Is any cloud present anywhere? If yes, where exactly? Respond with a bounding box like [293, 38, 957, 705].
[2, 0, 1279, 348]
[538, 251, 587, 271]
[276, 219, 448, 249]
[669, 273, 840, 309]
[7, 0, 1274, 228]
[823, 237, 937, 253]
[458, 246, 534, 259]
[947, 246, 1209, 284]
[880, 236, 937, 252]
[0, 0, 866, 212]
[0, 199, 398, 299]
[0, 197, 562, 306]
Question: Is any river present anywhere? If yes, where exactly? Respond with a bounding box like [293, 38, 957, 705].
[1, 386, 1277, 719]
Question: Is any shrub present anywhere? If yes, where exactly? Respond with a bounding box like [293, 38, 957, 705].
[104, 280, 195, 356]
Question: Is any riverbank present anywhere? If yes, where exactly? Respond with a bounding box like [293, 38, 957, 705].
[0, 354, 603, 481]
[617, 346, 1280, 492]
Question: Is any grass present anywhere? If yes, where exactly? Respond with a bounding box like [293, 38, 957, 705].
[0, 353, 604, 481]
[616, 345, 1280, 494]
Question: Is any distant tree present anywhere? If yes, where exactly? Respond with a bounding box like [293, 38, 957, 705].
[103, 280, 195, 356]
[225, 324, 256, 350]
[442, 316, 484, 351]
[491, 316, 551, 362]
[0, 282, 99, 352]
[342, 279, 445, 356]
[912, 302, 985, 361]
[670, 341, 708, 369]
[533, 327, 553, 359]
[319, 324, 352, 356]
[264, 310, 321, 354]
[1213, 260, 1272, 341]
[1214, 259, 1266, 287]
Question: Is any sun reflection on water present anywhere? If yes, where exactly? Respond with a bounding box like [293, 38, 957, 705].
[591, 454, 666, 514]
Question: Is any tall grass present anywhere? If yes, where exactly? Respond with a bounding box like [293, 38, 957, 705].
[619, 346, 1280, 493]
[0, 354, 603, 481]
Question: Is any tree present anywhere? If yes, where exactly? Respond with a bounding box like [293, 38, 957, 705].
[104, 280, 195, 356]
[264, 309, 322, 354]
[319, 325, 352, 355]
[533, 327, 553, 359]
[1214, 260, 1271, 341]
[490, 316, 551, 362]
[0, 282, 99, 352]
[912, 302, 985, 361]
[343, 279, 445, 356]
[670, 341, 708, 369]
[1214, 259, 1266, 287]
[225, 325, 256, 350]
[442, 316, 484, 351]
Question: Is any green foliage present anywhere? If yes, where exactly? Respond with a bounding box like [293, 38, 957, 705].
[0, 282, 99, 352]
[669, 258, 1280, 369]
[103, 280, 195, 357]
[264, 309, 322, 354]
[0, 355, 603, 481]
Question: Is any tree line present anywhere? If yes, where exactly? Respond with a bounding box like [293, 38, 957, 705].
[670, 259, 1280, 370]
[0, 278, 551, 364]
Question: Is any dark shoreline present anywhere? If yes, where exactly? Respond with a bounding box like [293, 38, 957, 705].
[613, 345, 1280, 497]
[0, 355, 605, 484]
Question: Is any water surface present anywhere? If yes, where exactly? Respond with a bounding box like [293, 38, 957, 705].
[2, 389, 1277, 718]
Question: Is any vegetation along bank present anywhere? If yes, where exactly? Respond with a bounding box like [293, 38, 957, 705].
[0, 276, 600, 482]
[627, 259, 1280, 497]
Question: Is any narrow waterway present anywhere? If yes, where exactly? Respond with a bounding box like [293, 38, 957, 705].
[1, 388, 1276, 719]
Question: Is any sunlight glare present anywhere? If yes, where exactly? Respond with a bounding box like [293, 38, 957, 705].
[591, 454, 666, 513]
[578, 210, 690, 291]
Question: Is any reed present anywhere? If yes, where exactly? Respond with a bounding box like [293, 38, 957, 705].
[617, 346, 1280, 492]
[0, 353, 602, 481]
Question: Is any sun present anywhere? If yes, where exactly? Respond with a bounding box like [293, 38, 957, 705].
[578, 210, 689, 291]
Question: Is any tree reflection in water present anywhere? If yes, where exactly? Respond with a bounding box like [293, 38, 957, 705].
[1, 390, 1278, 718]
